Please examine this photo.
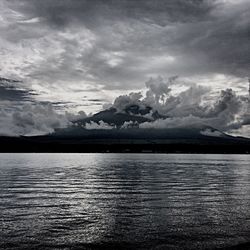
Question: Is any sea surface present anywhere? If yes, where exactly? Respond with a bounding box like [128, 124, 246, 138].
[0, 153, 250, 250]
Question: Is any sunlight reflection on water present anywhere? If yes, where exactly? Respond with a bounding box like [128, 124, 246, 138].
[0, 153, 250, 250]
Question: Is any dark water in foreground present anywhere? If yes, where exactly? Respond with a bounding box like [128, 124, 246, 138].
[0, 154, 250, 250]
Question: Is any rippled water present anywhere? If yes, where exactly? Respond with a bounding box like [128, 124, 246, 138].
[0, 154, 250, 250]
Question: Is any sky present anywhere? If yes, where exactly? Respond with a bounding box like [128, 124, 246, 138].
[0, 0, 250, 136]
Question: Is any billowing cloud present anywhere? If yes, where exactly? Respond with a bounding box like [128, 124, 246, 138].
[65, 111, 87, 122]
[108, 76, 250, 136]
[113, 92, 143, 113]
[0, 103, 70, 136]
[200, 128, 223, 137]
[145, 76, 172, 104]
[85, 120, 115, 130]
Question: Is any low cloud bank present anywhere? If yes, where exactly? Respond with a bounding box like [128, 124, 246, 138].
[0, 104, 71, 136]
[108, 76, 250, 136]
[85, 121, 114, 130]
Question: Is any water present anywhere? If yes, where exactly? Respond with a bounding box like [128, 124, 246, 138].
[0, 154, 250, 250]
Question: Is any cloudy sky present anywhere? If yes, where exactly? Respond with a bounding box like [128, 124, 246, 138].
[0, 0, 250, 136]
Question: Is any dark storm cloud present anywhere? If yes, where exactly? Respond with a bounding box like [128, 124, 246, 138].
[88, 99, 106, 102]
[168, 2, 250, 77]
[21, 0, 249, 82]
[0, 85, 33, 101]
[15, 0, 214, 27]
[0, 77, 35, 102]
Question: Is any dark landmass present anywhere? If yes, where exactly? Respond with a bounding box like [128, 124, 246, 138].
[1, 104, 249, 153]
[1, 127, 249, 153]
[221, 242, 250, 250]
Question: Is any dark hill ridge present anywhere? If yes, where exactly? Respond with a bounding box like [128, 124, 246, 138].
[0, 125, 250, 153]
[52, 124, 226, 139]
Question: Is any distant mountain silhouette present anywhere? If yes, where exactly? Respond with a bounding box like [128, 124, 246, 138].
[75, 107, 150, 127]
[74, 105, 166, 127]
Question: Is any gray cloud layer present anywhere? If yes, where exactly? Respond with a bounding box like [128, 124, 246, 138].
[1, 0, 249, 91]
